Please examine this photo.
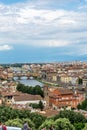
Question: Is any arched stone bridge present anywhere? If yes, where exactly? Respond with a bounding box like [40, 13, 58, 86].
[13, 72, 39, 80]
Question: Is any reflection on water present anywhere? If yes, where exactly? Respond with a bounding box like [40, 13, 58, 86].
[14, 76, 44, 87]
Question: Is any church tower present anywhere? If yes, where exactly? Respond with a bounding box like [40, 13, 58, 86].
[43, 86, 49, 108]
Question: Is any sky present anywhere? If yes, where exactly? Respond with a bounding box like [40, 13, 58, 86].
[0, 0, 87, 63]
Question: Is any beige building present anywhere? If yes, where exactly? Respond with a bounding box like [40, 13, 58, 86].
[60, 74, 72, 83]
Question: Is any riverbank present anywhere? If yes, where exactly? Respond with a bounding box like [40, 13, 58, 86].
[36, 78, 59, 87]
[14, 76, 59, 87]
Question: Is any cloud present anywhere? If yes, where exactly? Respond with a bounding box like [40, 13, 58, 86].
[0, 45, 13, 51]
[0, 0, 87, 48]
[30, 40, 71, 47]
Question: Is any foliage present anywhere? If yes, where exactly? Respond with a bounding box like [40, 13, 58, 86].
[53, 110, 86, 130]
[0, 105, 46, 129]
[22, 118, 35, 130]
[5, 118, 35, 130]
[74, 122, 85, 130]
[54, 118, 75, 130]
[38, 100, 44, 111]
[0, 105, 16, 122]
[0, 105, 87, 130]
[0, 105, 31, 122]
[78, 78, 83, 85]
[54, 110, 86, 124]
[82, 123, 87, 130]
[39, 118, 75, 130]
[30, 103, 39, 109]
[77, 99, 87, 111]
[38, 119, 54, 130]
[29, 113, 46, 129]
[32, 115, 46, 129]
[30, 100, 44, 110]
[5, 118, 22, 128]
[17, 83, 44, 97]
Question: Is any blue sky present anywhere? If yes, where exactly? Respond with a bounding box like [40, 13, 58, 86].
[0, 0, 87, 63]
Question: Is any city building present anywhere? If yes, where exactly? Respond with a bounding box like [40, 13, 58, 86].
[49, 87, 85, 110]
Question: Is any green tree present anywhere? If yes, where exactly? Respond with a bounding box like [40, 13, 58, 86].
[54, 110, 86, 124]
[29, 101, 44, 110]
[74, 122, 85, 130]
[0, 105, 47, 129]
[5, 118, 22, 128]
[29, 113, 46, 129]
[53, 110, 86, 130]
[78, 78, 83, 85]
[16, 83, 44, 97]
[5, 118, 36, 130]
[77, 99, 87, 110]
[33, 116, 45, 129]
[38, 119, 54, 130]
[0, 106, 31, 122]
[22, 118, 35, 130]
[34, 85, 44, 97]
[39, 118, 75, 130]
[38, 100, 44, 111]
[29, 103, 39, 109]
[54, 118, 75, 130]
[82, 123, 87, 130]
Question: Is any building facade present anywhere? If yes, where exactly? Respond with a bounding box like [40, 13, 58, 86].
[49, 88, 85, 109]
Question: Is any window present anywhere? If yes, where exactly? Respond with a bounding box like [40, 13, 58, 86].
[8, 96, 12, 99]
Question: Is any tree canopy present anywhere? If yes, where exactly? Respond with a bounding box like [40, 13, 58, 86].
[30, 100, 44, 111]
[17, 83, 44, 97]
[53, 110, 87, 130]
[39, 118, 75, 130]
[82, 123, 87, 130]
[0, 106, 87, 130]
[77, 99, 87, 111]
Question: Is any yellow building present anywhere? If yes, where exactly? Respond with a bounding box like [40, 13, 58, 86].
[60, 75, 72, 83]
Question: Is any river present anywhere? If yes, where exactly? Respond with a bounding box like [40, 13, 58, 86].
[14, 76, 44, 87]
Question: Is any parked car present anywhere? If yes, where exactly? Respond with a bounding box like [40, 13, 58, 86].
[7, 126, 21, 130]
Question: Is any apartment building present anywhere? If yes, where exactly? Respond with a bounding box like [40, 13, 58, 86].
[49, 87, 85, 110]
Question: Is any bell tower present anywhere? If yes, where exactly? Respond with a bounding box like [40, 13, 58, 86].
[43, 86, 49, 107]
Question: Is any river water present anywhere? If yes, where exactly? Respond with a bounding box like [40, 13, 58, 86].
[14, 76, 44, 87]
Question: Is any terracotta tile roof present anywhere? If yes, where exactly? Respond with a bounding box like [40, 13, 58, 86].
[49, 88, 84, 97]
[52, 88, 73, 95]
[1, 91, 20, 97]
[14, 93, 42, 101]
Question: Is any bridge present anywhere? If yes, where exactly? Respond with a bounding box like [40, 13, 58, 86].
[13, 72, 39, 80]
